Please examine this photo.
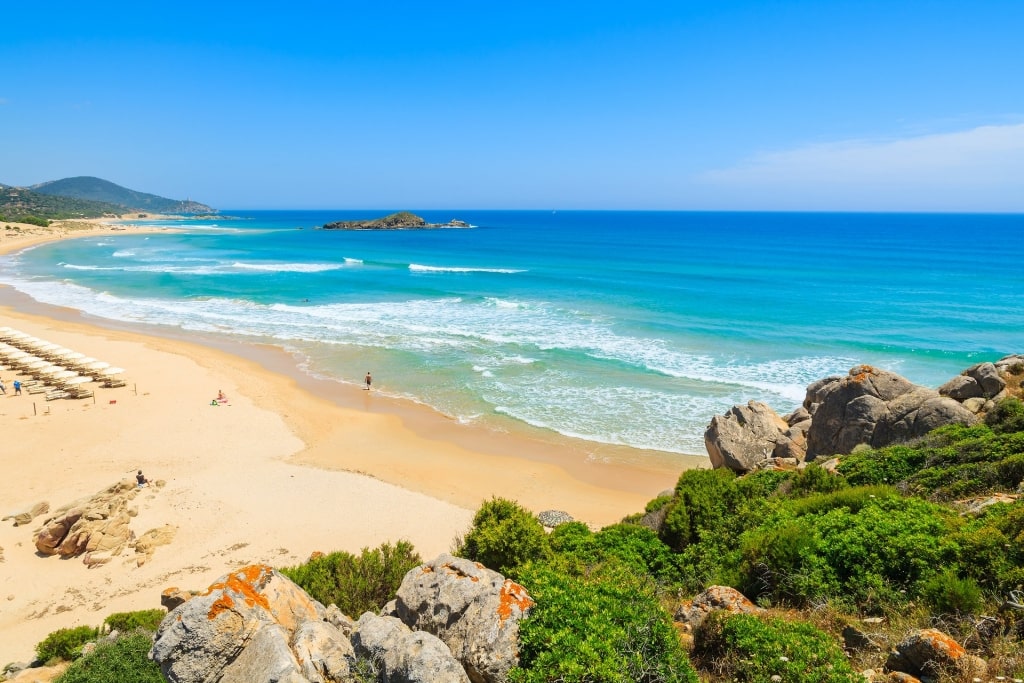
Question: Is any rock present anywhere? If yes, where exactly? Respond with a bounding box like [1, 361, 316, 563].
[150, 564, 327, 683]
[3, 501, 49, 527]
[885, 628, 987, 679]
[805, 366, 977, 458]
[134, 524, 177, 566]
[674, 585, 761, 631]
[218, 624, 307, 683]
[291, 620, 355, 683]
[956, 493, 1019, 515]
[938, 375, 983, 400]
[842, 624, 884, 652]
[886, 673, 921, 683]
[966, 362, 1006, 398]
[394, 554, 533, 683]
[536, 510, 573, 527]
[161, 586, 195, 611]
[33, 481, 141, 561]
[705, 401, 804, 473]
[963, 397, 987, 413]
[994, 354, 1024, 374]
[323, 604, 356, 636]
[353, 612, 470, 683]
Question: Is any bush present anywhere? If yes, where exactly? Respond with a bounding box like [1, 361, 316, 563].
[919, 569, 983, 615]
[55, 631, 163, 683]
[693, 612, 859, 682]
[786, 463, 848, 497]
[661, 468, 740, 551]
[36, 625, 101, 663]
[102, 609, 166, 634]
[511, 559, 698, 683]
[987, 397, 1024, 434]
[458, 498, 550, 577]
[549, 522, 682, 585]
[279, 540, 421, 616]
[21, 215, 50, 227]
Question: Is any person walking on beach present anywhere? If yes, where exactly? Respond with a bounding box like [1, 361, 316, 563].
[0, 379, 5, 395]
[364, 372, 372, 391]
[12, 380, 20, 395]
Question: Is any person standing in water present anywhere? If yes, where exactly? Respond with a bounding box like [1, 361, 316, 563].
[364, 372, 372, 391]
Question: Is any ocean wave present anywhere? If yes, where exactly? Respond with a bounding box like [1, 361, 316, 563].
[409, 264, 525, 274]
[344, 257, 363, 265]
[229, 262, 344, 273]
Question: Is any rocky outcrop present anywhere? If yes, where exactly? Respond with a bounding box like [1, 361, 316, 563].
[151, 557, 532, 683]
[321, 212, 470, 231]
[884, 628, 987, 679]
[536, 510, 573, 528]
[150, 564, 336, 683]
[33, 481, 139, 559]
[352, 613, 469, 683]
[939, 361, 1006, 401]
[393, 554, 534, 683]
[704, 402, 810, 473]
[804, 365, 978, 459]
[3, 501, 49, 527]
[674, 585, 761, 631]
[134, 524, 177, 566]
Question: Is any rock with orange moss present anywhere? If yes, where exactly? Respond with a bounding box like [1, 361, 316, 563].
[673, 585, 762, 631]
[150, 564, 345, 683]
[393, 554, 534, 683]
[884, 628, 987, 679]
[805, 365, 977, 458]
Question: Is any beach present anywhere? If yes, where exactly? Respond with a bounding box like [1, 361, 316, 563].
[0, 221, 697, 663]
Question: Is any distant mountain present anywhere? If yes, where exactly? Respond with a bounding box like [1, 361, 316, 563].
[30, 176, 215, 214]
[0, 184, 126, 223]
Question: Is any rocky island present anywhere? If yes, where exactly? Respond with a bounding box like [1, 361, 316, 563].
[319, 211, 471, 230]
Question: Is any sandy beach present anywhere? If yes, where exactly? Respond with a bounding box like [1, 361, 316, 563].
[0, 220, 702, 664]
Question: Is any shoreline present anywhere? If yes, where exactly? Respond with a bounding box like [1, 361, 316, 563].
[0, 220, 703, 662]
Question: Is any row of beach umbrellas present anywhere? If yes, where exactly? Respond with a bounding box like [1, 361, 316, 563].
[0, 327, 126, 390]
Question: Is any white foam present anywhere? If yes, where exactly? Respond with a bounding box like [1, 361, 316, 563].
[229, 262, 344, 273]
[409, 264, 525, 274]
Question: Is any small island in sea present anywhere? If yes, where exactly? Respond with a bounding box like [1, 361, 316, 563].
[319, 211, 471, 230]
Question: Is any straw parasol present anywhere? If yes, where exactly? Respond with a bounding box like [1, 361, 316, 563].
[62, 375, 93, 386]
[84, 361, 111, 371]
[100, 367, 126, 376]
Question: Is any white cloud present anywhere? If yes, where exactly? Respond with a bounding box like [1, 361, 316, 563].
[699, 122, 1024, 212]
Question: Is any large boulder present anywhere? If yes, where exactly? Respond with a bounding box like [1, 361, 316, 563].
[704, 401, 805, 473]
[352, 612, 469, 683]
[939, 361, 1006, 401]
[150, 564, 347, 683]
[33, 481, 138, 559]
[885, 628, 987, 679]
[393, 554, 533, 683]
[805, 365, 977, 458]
[674, 585, 761, 631]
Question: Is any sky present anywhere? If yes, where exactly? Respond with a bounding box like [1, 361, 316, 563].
[2, 1, 1022, 211]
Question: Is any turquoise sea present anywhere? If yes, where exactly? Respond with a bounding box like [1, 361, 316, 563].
[2, 211, 1022, 456]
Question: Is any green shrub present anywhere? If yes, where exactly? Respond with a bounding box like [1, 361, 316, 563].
[279, 540, 421, 616]
[919, 569, 983, 615]
[21, 215, 50, 227]
[549, 522, 682, 584]
[102, 609, 166, 634]
[36, 625, 101, 663]
[511, 559, 698, 683]
[55, 631, 163, 683]
[987, 397, 1024, 434]
[458, 498, 550, 576]
[693, 612, 859, 682]
[661, 468, 740, 551]
[786, 463, 847, 497]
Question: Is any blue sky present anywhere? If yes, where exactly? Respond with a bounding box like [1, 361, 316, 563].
[2, 2, 1022, 211]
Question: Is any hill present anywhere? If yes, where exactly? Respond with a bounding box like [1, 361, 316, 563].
[30, 176, 214, 214]
[0, 184, 125, 224]
[321, 211, 470, 230]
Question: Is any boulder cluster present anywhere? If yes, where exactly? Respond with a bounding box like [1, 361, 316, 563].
[150, 554, 533, 683]
[705, 355, 1023, 473]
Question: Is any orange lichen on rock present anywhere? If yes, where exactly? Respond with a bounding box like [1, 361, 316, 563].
[496, 579, 533, 624]
[204, 564, 272, 620]
[849, 364, 878, 383]
[919, 629, 966, 659]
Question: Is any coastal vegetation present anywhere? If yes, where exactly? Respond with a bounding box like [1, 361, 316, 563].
[26, 396, 1024, 681]
[0, 176, 213, 223]
[320, 211, 470, 230]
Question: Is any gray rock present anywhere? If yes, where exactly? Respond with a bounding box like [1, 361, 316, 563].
[219, 624, 307, 683]
[536, 510, 573, 527]
[674, 586, 761, 631]
[704, 401, 802, 473]
[885, 628, 986, 679]
[151, 564, 324, 683]
[938, 375, 983, 400]
[291, 620, 354, 683]
[963, 397, 987, 413]
[352, 612, 469, 683]
[394, 554, 533, 683]
[805, 366, 977, 459]
[994, 354, 1024, 374]
[966, 362, 1006, 398]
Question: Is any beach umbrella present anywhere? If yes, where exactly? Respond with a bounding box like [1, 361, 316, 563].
[62, 375, 92, 385]
[58, 351, 86, 362]
[37, 365, 67, 375]
[100, 367, 126, 376]
[84, 361, 110, 371]
[25, 340, 56, 350]
[51, 370, 79, 381]
[24, 359, 51, 369]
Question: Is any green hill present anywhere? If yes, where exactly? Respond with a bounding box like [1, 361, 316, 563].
[30, 176, 214, 214]
[0, 184, 126, 223]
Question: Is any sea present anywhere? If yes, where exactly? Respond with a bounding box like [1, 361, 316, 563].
[2, 210, 1022, 457]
